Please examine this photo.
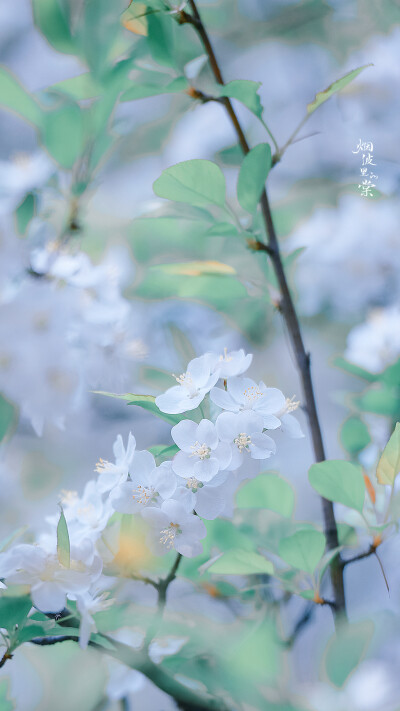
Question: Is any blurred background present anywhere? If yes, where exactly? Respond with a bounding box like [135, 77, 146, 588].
[0, 0, 399, 709]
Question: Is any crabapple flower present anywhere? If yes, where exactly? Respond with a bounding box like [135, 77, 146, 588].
[175, 472, 232, 520]
[155, 354, 219, 414]
[95, 432, 136, 493]
[210, 377, 286, 429]
[49, 481, 113, 544]
[0, 542, 102, 612]
[216, 411, 276, 469]
[209, 348, 253, 379]
[142, 499, 207, 557]
[171, 419, 231, 482]
[75, 591, 113, 649]
[110, 451, 177, 514]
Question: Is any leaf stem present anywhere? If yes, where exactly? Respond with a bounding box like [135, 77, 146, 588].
[185, 0, 346, 622]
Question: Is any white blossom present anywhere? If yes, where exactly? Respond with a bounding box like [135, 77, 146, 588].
[216, 411, 276, 469]
[141, 499, 207, 557]
[171, 419, 231, 482]
[209, 348, 253, 379]
[95, 432, 136, 493]
[110, 452, 177, 514]
[155, 354, 219, 414]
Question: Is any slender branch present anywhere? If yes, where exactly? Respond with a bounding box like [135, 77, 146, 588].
[184, 0, 346, 620]
[343, 544, 376, 566]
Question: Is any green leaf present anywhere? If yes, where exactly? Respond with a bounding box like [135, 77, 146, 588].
[237, 143, 271, 214]
[208, 550, 273, 576]
[93, 391, 188, 427]
[377, 423, 400, 487]
[279, 529, 326, 574]
[121, 76, 188, 101]
[32, 0, 75, 55]
[41, 99, 85, 168]
[0, 67, 43, 128]
[152, 261, 235, 276]
[334, 356, 377, 382]
[205, 222, 242, 238]
[0, 596, 32, 632]
[153, 160, 226, 208]
[236, 474, 295, 518]
[307, 65, 373, 115]
[219, 80, 264, 119]
[147, 12, 177, 68]
[0, 395, 18, 444]
[48, 73, 102, 101]
[15, 193, 36, 236]
[324, 621, 374, 687]
[340, 416, 371, 455]
[148, 444, 179, 462]
[355, 386, 400, 417]
[57, 506, 70, 568]
[379, 357, 400, 387]
[308, 460, 365, 513]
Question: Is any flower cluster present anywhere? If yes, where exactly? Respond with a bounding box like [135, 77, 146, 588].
[0, 348, 303, 645]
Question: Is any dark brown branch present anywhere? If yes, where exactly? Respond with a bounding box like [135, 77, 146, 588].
[343, 544, 376, 566]
[185, 0, 346, 620]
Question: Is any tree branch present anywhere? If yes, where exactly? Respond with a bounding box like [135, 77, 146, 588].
[185, 0, 346, 620]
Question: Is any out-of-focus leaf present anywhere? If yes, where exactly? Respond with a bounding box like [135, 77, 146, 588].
[208, 550, 273, 575]
[57, 507, 70, 568]
[148, 444, 179, 462]
[0, 395, 18, 444]
[147, 12, 176, 68]
[153, 261, 236, 276]
[0, 596, 32, 632]
[355, 386, 400, 417]
[122, 2, 149, 36]
[32, 0, 75, 54]
[237, 143, 271, 214]
[340, 416, 371, 455]
[121, 76, 188, 101]
[307, 65, 372, 115]
[309, 460, 365, 512]
[15, 193, 36, 236]
[48, 73, 103, 101]
[219, 79, 263, 119]
[324, 621, 374, 687]
[205, 222, 242, 238]
[0, 68, 43, 127]
[334, 356, 377, 382]
[41, 99, 85, 168]
[379, 358, 400, 386]
[377, 423, 400, 486]
[236, 474, 295, 518]
[279, 529, 325, 574]
[154, 160, 226, 208]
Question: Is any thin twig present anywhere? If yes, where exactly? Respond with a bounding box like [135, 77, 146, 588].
[184, 0, 346, 621]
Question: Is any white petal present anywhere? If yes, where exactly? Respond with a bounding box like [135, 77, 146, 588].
[249, 432, 276, 459]
[152, 465, 177, 500]
[196, 419, 218, 449]
[171, 419, 198, 451]
[172, 451, 195, 478]
[155, 386, 189, 414]
[195, 486, 225, 520]
[281, 413, 305, 439]
[131, 449, 156, 476]
[209, 387, 238, 412]
[255, 387, 286, 415]
[187, 355, 212, 387]
[31, 582, 66, 612]
[193, 457, 219, 482]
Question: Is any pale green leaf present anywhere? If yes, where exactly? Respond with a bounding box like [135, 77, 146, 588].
[153, 160, 226, 207]
[340, 416, 371, 455]
[121, 77, 188, 101]
[377, 423, 400, 486]
[0, 67, 43, 128]
[324, 621, 374, 687]
[307, 65, 373, 115]
[308, 460, 365, 512]
[41, 100, 85, 168]
[57, 506, 70, 568]
[236, 473, 295, 518]
[15, 193, 36, 236]
[208, 549, 273, 575]
[152, 260, 235, 276]
[279, 529, 326, 574]
[93, 391, 188, 426]
[32, 0, 75, 55]
[237, 143, 271, 214]
[219, 80, 263, 119]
